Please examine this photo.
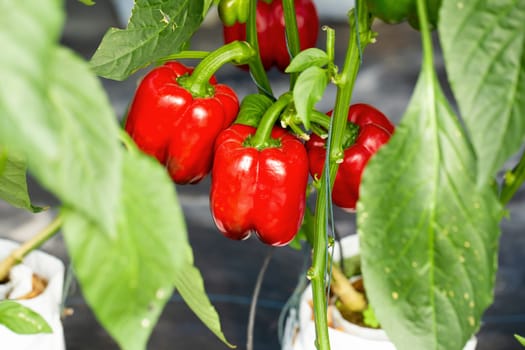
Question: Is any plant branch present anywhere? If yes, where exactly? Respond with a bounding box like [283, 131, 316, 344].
[330, 264, 366, 312]
[282, 0, 300, 88]
[0, 214, 63, 282]
[246, 0, 273, 97]
[500, 149, 525, 205]
[310, 2, 373, 349]
[247, 247, 274, 350]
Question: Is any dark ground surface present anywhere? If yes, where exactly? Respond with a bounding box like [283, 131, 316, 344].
[0, 1, 524, 349]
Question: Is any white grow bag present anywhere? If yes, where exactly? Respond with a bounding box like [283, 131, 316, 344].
[0, 239, 65, 350]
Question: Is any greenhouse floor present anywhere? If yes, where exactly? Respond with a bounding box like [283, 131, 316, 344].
[0, 0, 523, 349]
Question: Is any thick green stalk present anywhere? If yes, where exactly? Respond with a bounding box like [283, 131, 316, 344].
[182, 41, 255, 97]
[250, 93, 293, 148]
[158, 50, 209, 63]
[0, 214, 63, 281]
[282, 0, 300, 88]
[246, 0, 273, 96]
[310, 2, 372, 349]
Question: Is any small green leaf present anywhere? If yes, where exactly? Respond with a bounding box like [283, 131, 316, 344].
[515, 334, 525, 347]
[293, 66, 328, 130]
[439, 0, 525, 184]
[235, 94, 274, 127]
[0, 301, 52, 334]
[78, 0, 95, 5]
[63, 150, 231, 350]
[286, 48, 329, 73]
[358, 68, 502, 350]
[90, 0, 206, 80]
[362, 304, 380, 329]
[0, 152, 43, 212]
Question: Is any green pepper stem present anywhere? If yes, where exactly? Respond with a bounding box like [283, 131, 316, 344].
[325, 26, 335, 64]
[416, 0, 434, 77]
[182, 41, 256, 97]
[0, 214, 63, 282]
[158, 50, 209, 63]
[282, 0, 300, 88]
[310, 2, 372, 349]
[500, 150, 525, 205]
[250, 93, 293, 149]
[311, 111, 360, 151]
[246, 0, 274, 97]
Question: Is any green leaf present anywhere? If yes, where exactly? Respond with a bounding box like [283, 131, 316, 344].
[0, 1, 63, 161]
[358, 70, 502, 349]
[62, 151, 231, 350]
[0, 149, 7, 176]
[174, 254, 235, 348]
[90, 0, 206, 80]
[439, 0, 525, 184]
[235, 94, 274, 127]
[0, 2, 122, 235]
[293, 66, 328, 130]
[0, 301, 52, 334]
[0, 152, 43, 212]
[286, 48, 329, 73]
[515, 334, 525, 347]
[78, 0, 95, 5]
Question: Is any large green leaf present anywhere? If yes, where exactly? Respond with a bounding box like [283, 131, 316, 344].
[439, 0, 525, 184]
[90, 0, 205, 80]
[0, 1, 63, 162]
[0, 2, 122, 235]
[0, 153, 42, 212]
[62, 151, 231, 350]
[357, 70, 502, 349]
[0, 301, 52, 334]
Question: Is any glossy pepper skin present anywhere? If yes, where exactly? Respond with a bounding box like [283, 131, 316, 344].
[306, 104, 395, 212]
[124, 61, 239, 184]
[210, 124, 309, 246]
[222, 0, 319, 71]
[366, 0, 441, 30]
[218, 0, 249, 26]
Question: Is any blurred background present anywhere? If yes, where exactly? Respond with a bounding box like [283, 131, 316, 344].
[0, 0, 524, 348]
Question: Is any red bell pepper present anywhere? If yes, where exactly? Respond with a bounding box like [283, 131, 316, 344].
[222, 0, 319, 71]
[210, 124, 309, 246]
[306, 103, 395, 211]
[124, 61, 239, 184]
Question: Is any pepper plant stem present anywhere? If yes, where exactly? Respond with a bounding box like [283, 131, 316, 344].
[500, 150, 525, 206]
[0, 214, 63, 282]
[282, 0, 300, 88]
[183, 41, 256, 97]
[251, 93, 293, 148]
[246, 0, 273, 97]
[158, 50, 209, 63]
[310, 2, 371, 349]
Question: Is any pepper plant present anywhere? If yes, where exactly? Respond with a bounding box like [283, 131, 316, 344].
[0, 1, 524, 350]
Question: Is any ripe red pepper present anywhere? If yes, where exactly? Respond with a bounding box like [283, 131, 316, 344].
[210, 124, 309, 246]
[222, 0, 319, 71]
[124, 61, 239, 184]
[306, 104, 395, 212]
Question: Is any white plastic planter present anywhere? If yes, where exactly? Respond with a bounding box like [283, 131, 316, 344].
[282, 235, 478, 350]
[0, 239, 65, 350]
